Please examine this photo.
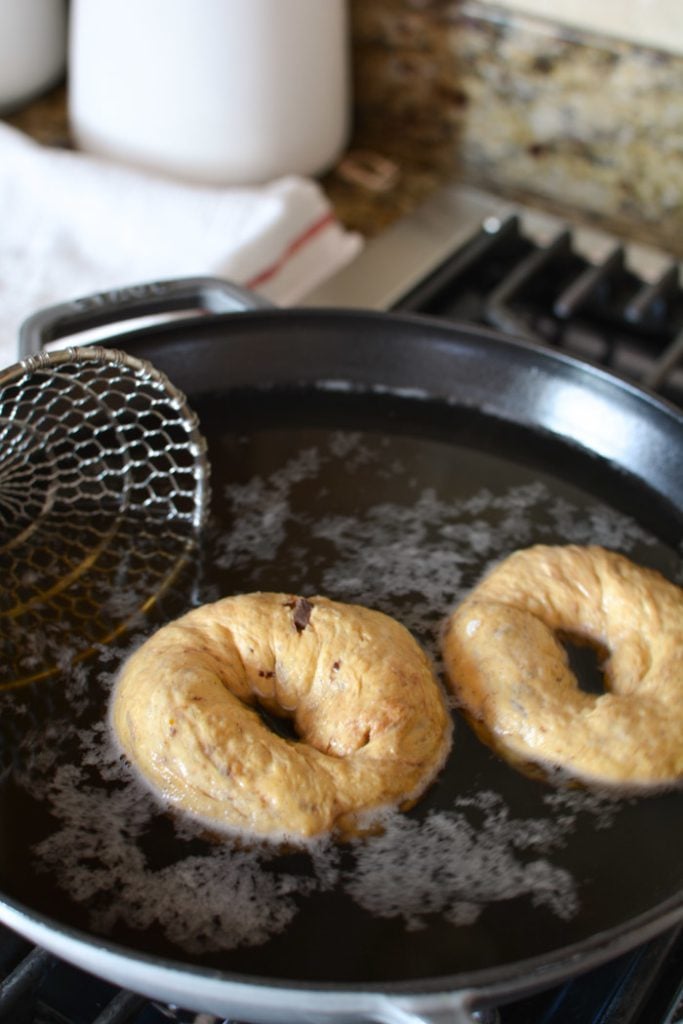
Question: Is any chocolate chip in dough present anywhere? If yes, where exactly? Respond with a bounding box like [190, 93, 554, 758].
[292, 597, 313, 634]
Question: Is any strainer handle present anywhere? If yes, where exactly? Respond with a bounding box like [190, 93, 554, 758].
[18, 276, 272, 357]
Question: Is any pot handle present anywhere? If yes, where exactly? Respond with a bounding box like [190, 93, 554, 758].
[18, 276, 272, 357]
[371, 993, 489, 1024]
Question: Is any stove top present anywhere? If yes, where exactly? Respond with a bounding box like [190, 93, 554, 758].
[2, 185, 681, 1024]
[304, 183, 683, 406]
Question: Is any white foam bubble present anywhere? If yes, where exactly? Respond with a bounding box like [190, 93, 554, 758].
[542, 786, 625, 831]
[344, 804, 579, 929]
[216, 445, 322, 570]
[214, 430, 664, 651]
[22, 695, 319, 953]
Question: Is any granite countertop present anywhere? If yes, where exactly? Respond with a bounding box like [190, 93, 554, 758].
[344, 0, 683, 256]
[3, 84, 72, 150]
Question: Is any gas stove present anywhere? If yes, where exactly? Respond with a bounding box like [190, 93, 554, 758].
[305, 183, 683, 408]
[1, 184, 681, 1024]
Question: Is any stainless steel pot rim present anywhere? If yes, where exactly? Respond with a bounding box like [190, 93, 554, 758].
[0, 886, 681, 1004]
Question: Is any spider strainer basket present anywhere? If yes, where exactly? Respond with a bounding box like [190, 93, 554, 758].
[0, 346, 210, 689]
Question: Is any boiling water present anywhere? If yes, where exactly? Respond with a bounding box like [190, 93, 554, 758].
[0, 389, 680, 982]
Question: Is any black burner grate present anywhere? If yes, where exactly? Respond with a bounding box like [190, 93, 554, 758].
[501, 927, 683, 1024]
[0, 924, 190, 1023]
[393, 215, 683, 408]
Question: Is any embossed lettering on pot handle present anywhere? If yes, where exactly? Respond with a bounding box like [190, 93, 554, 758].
[18, 276, 272, 357]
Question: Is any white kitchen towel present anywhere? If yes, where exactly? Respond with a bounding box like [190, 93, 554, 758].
[0, 121, 362, 368]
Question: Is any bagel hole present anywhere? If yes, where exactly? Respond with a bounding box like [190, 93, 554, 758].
[560, 632, 608, 695]
[255, 703, 300, 742]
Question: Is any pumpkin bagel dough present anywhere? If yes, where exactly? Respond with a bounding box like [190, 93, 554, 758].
[442, 545, 683, 790]
[112, 593, 452, 840]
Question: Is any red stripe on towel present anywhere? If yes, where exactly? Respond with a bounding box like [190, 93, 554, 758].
[245, 211, 336, 289]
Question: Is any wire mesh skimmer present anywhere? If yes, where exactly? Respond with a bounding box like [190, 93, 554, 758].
[0, 346, 210, 689]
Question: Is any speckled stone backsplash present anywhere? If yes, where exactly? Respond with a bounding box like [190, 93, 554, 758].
[346, 0, 683, 254]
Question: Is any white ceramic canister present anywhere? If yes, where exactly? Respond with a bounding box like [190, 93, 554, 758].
[0, 0, 67, 113]
[68, 0, 351, 185]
